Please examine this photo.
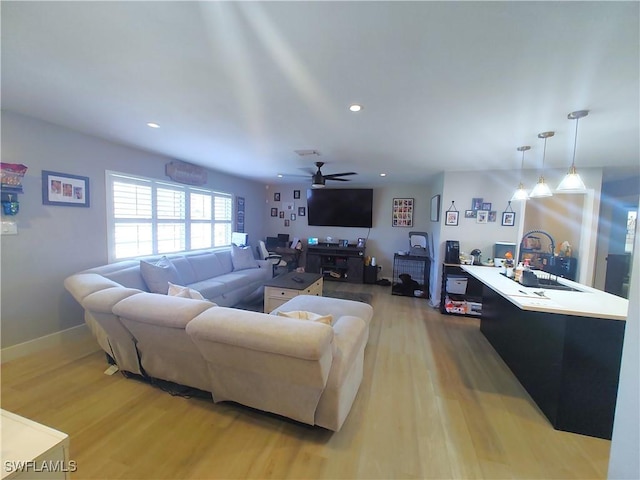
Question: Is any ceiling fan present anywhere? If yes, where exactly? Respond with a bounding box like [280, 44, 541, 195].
[310, 162, 357, 188]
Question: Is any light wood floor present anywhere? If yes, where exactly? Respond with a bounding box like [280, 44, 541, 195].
[1, 283, 611, 479]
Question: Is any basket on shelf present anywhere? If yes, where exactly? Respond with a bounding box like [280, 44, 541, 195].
[1, 163, 28, 191]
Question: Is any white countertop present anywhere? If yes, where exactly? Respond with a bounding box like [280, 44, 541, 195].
[460, 265, 629, 321]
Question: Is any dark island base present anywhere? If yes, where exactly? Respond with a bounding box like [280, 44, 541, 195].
[480, 285, 625, 439]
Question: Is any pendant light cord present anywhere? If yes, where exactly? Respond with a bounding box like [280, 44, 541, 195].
[571, 117, 579, 168]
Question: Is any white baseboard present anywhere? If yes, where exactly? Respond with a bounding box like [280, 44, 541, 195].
[1, 324, 90, 363]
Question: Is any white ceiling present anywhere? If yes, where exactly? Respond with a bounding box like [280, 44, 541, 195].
[2, 1, 639, 187]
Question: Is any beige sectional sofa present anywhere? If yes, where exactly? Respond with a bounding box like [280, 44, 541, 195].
[64, 250, 373, 431]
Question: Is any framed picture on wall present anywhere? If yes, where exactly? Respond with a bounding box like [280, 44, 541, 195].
[445, 210, 459, 226]
[293, 190, 300, 199]
[392, 197, 414, 227]
[477, 210, 489, 224]
[298, 206, 306, 216]
[42, 170, 90, 207]
[270, 208, 278, 217]
[502, 211, 516, 226]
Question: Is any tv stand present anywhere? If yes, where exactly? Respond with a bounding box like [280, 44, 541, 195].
[306, 243, 365, 283]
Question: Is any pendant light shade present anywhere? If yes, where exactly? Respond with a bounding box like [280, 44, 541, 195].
[530, 131, 554, 198]
[557, 110, 588, 192]
[511, 145, 531, 201]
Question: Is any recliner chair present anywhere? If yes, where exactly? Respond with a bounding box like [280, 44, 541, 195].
[257, 240, 287, 276]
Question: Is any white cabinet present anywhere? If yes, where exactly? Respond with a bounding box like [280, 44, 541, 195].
[264, 277, 323, 313]
[1, 409, 71, 480]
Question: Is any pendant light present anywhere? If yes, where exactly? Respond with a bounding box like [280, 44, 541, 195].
[557, 110, 588, 192]
[529, 131, 554, 198]
[511, 145, 531, 201]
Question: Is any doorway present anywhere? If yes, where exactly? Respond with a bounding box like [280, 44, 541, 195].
[604, 208, 637, 298]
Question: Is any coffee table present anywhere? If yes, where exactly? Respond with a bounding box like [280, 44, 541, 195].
[263, 272, 323, 313]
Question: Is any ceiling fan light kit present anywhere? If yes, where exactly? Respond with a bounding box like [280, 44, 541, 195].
[310, 162, 356, 188]
[557, 110, 588, 192]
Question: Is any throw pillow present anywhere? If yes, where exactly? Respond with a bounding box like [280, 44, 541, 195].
[277, 310, 334, 326]
[167, 282, 208, 301]
[140, 256, 183, 294]
[231, 244, 258, 271]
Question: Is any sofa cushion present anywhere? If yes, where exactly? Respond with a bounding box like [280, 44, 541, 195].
[168, 282, 208, 301]
[216, 250, 234, 273]
[113, 292, 214, 329]
[169, 256, 197, 285]
[188, 253, 227, 281]
[204, 271, 261, 292]
[140, 256, 183, 294]
[278, 310, 334, 326]
[271, 295, 373, 327]
[231, 245, 258, 271]
[64, 273, 123, 303]
[187, 279, 228, 300]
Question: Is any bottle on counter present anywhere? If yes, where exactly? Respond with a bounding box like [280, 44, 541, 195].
[515, 262, 524, 283]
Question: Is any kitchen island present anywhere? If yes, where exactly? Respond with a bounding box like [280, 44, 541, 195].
[461, 265, 628, 439]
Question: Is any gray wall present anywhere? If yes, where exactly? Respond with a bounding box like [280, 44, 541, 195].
[0, 111, 266, 348]
[262, 182, 438, 285]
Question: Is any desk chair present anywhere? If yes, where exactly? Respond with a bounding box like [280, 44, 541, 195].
[257, 240, 287, 276]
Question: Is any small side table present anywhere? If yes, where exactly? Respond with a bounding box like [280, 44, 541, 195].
[264, 272, 323, 313]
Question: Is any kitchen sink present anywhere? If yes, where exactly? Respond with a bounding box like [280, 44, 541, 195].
[501, 271, 582, 292]
[534, 281, 581, 292]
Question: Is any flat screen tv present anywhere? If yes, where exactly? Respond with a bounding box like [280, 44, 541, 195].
[306, 188, 373, 228]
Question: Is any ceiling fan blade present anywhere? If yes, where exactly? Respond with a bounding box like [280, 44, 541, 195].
[325, 177, 351, 182]
[324, 172, 357, 179]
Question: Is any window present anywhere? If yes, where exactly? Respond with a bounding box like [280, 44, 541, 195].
[107, 171, 233, 261]
[625, 209, 637, 254]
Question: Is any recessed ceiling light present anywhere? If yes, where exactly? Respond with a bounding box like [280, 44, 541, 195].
[147, 122, 160, 128]
[349, 104, 362, 112]
[380, 173, 387, 177]
[277, 174, 283, 178]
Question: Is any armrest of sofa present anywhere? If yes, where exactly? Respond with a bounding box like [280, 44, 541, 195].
[326, 316, 367, 386]
[112, 292, 216, 329]
[313, 314, 369, 431]
[64, 273, 124, 303]
[186, 307, 333, 360]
